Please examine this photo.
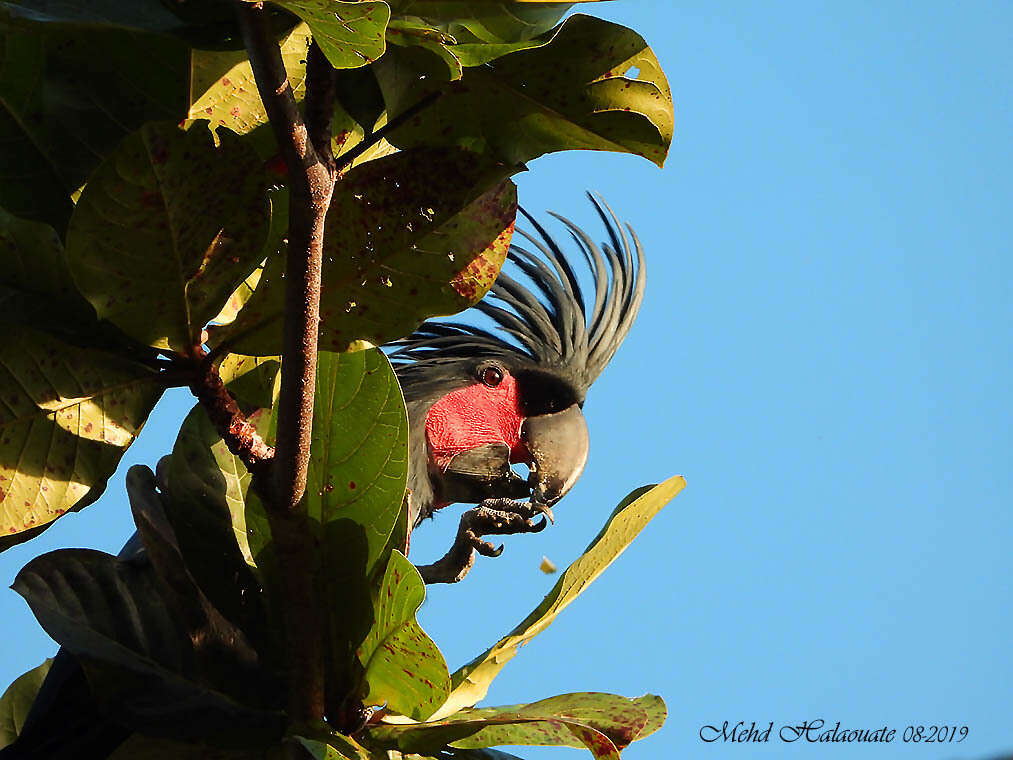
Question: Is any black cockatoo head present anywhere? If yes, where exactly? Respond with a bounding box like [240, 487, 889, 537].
[389, 195, 645, 529]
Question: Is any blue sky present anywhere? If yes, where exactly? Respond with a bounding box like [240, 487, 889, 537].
[2, 2, 1011, 759]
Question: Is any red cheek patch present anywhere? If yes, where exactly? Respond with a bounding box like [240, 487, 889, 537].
[425, 374, 529, 470]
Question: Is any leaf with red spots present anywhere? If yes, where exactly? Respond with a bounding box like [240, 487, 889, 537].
[0, 658, 51, 749]
[436, 477, 686, 717]
[212, 147, 516, 356]
[270, 0, 390, 69]
[0, 22, 189, 234]
[188, 24, 314, 137]
[66, 122, 271, 352]
[294, 350, 413, 710]
[0, 327, 162, 551]
[307, 349, 408, 571]
[374, 13, 674, 168]
[359, 551, 450, 721]
[368, 691, 664, 760]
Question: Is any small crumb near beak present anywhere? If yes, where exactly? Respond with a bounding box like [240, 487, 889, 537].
[539, 556, 557, 574]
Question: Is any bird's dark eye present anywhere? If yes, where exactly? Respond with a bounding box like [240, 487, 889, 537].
[480, 366, 504, 387]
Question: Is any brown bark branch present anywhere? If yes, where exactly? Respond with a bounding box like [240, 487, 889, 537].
[237, 1, 337, 736]
[187, 359, 274, 477]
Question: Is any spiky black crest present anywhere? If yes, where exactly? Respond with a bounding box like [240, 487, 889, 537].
[389, 194, 646, 402]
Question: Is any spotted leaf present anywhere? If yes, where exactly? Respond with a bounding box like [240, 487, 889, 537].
[0, 328, 162, 549]
[213, 148, 516, 355]
[66, 122, 270, 352]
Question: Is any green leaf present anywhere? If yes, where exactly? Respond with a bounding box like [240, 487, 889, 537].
[189, 23, 313, 136]
[447, 693, 662, 751]
[270, 0, 390, 68]
[302, 349, 410, 713]
[386, 19, 463, 80]
[214, 354, 281, 411]
[435, 477, 686, 717]
[369, 692, 660, 760]
[295, 732, 385, 759]
[309, 349, 408, 571]
[360, 552, 450, 720]
[388, 1, 589, 42]
[0, 206, 94, 331]
[375, 13, 674, 168]
[0, 21, 189, 233]
[213, 148, 516, 355]
[12, 543, 284, 744]
[163, 406, 275, 637]
[0, 327, 162, 547]
[66, 122, 271, 352]
[0, 659, 51, 749]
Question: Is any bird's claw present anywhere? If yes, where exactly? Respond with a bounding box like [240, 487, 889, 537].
[415, 499, 553, 584]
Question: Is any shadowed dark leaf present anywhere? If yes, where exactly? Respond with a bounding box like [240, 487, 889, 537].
[0, 21, 188, 233]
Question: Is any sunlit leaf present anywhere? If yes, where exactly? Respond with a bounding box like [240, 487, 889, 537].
[0, 22, 189, 233]
[303, 349, 410, 716]
[434, 477, 686, 717]
[295, 734, 381, 759]
[66, 122, 270, 351]
[446, 693, 662, 751]
[0, 328, 162, 548]
[375, 13, 674, 168]
[359, 552, 449, 720]
[213, 148, 516, 355]
[308, 349, 408, 569]
[0, 659, 51, 749]
[189, 23, 312, 136]
[270, 0, 390, 68]
[370, 692, 661, 760]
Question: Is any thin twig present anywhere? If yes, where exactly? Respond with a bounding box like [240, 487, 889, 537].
[187, 358, 274, 477]
[336, 91, 442, 171]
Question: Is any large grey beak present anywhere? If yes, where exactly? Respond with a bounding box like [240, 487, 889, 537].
[521, 403, 589, 506]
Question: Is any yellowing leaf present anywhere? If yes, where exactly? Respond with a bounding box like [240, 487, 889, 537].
[434, 476, 685, 718]
[0, 328, 162, 548]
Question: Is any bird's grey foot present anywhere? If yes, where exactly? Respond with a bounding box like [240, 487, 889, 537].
[415, 499, 549, 584]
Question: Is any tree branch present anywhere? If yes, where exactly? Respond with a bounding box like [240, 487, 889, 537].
[237, 1, 337, 737]
[187, 359, 274, 477]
